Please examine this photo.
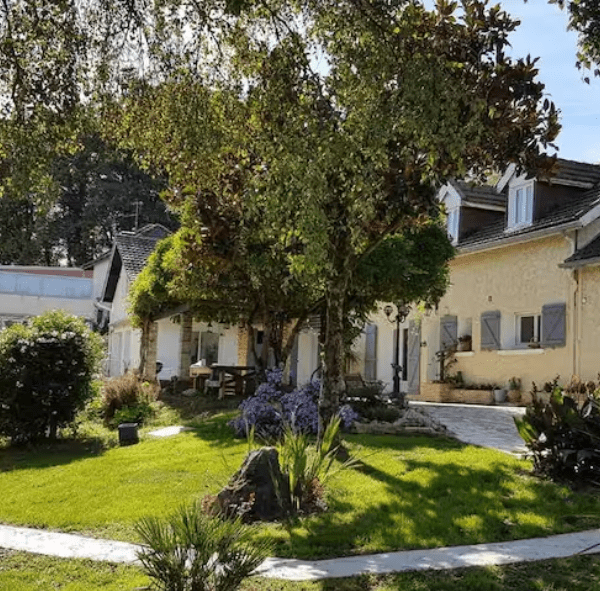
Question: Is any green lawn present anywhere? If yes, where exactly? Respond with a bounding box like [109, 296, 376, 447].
[2, 551, 600, 591]
[0, 413, 599, 559]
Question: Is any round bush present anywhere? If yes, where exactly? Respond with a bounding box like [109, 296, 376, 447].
[0, 310, 104, 444]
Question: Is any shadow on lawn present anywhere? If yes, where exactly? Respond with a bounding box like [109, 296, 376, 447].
[279, 436, 600, 560]
[0, 438, 108, 473]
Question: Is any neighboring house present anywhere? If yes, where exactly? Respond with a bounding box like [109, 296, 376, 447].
[399, 158, 600, 398]
[0, 266, 94, 329]
[96, 224, 241, 380]
[94, 223, 399, 390]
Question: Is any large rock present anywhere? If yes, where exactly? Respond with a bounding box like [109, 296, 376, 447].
[216, 447, 291, 522]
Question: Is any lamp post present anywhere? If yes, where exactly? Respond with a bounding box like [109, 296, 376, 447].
[384, 303, 411, 405]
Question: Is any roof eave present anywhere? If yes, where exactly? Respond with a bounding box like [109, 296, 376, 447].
[462, 200, 505, 212]
[560, 256, 600, 269]
[457, 220, 582, 255]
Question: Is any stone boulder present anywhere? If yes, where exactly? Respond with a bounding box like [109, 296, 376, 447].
[216, 447, 291, 522]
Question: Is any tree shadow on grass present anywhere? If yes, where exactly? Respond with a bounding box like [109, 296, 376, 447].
[0, 437, 111, 473]
[276, 436, 600, 560]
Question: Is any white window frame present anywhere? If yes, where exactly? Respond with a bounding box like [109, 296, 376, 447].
[515, 313, 541, 348]
[447, 208, 460, 243]
[508, 181, 534, 230]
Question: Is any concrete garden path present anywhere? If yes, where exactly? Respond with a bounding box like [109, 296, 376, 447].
[0, 524, 599, 580]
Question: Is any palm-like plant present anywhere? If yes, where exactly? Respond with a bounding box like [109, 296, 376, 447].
[135, 503, 270, 591]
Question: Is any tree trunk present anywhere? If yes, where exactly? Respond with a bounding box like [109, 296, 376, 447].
[319, 274, 349, 438]
[139, 318, 157, 380]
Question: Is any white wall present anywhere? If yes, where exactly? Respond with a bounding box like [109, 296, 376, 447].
[91, 258, 110, 301]
[156, 317, 182, 380]
[110, 268, 131, 325]
[0, 271, 94, 323]
[219, 326, 239, 365]
[108, 325, 142, 376]
[297, 329, 320, 385]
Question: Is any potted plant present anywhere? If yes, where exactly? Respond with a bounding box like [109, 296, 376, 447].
[493, 384, 507, 404]
[457, 335, 472, 352]
[508, 377, 522, 404]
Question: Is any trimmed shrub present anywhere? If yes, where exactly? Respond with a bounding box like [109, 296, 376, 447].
[101, 372, 159, 426]
[135, 503, 269, 591]
[0, 310, 104, 444]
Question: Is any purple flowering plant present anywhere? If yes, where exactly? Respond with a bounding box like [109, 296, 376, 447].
[229, 369, 360, 439]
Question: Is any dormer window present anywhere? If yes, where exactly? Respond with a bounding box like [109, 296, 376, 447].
[508, 181, 534, 229]
[447, 208, 460, 243]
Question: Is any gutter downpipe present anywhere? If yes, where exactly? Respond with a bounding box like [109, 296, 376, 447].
[572, 268, 580, 378]
[563, 230, 579, 378]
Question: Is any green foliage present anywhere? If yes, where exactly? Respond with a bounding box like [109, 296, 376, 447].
[101, 373, 159, 426]
[1, 0, 563, 430]
[515, 378, 600, 486]
[128, 235, 182, 326]
[0, 133, 176, 266]
[0, 310, 104, 444]
[135, 503, 270, 591]
[278, 417, 355, 514]
[344, 382, 402, 422]
[353, 222, 455, 313]
[552, 0, 600, 75]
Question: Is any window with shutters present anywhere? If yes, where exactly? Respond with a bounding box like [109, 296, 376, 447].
[439, 315, 457, 351]
[364, 324, 378, 381]
[516, 313, 541, 347]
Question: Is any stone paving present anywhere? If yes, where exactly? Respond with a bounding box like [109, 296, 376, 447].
[410, 401, 528, 455]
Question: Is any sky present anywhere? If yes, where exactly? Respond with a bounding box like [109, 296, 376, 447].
[500, 1, 600, 163]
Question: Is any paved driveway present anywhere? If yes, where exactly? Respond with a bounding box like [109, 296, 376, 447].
[410, 401, 528, 455]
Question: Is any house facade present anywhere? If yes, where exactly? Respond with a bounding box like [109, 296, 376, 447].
[401, 158, 600, 398]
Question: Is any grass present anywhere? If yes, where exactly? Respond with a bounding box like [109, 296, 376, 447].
[0, 411, 599, 559]
[2, 551, 600, 590]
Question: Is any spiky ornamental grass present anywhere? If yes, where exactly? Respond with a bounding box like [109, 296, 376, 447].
[135, 503, 270, 591]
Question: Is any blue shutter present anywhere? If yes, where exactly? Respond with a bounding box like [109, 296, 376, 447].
[541, 303, 566, 347]
[439, 315, 457, 351]
[481, 311, 501, 350]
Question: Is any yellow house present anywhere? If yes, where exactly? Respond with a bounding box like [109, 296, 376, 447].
[406, 158, 600, 400]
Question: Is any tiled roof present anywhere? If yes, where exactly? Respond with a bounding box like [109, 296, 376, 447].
[459, 185, 600, 250]
[135, 224, 171, 240]
[115, 233, 163, 281]
[539, 158, 600, 188]
[562, 234, 600, 267]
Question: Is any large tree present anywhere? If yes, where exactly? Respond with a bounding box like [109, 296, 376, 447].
[551, 0, 600, 76]
[0, 0, 559, 430]
[0, 133, 176, 266]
